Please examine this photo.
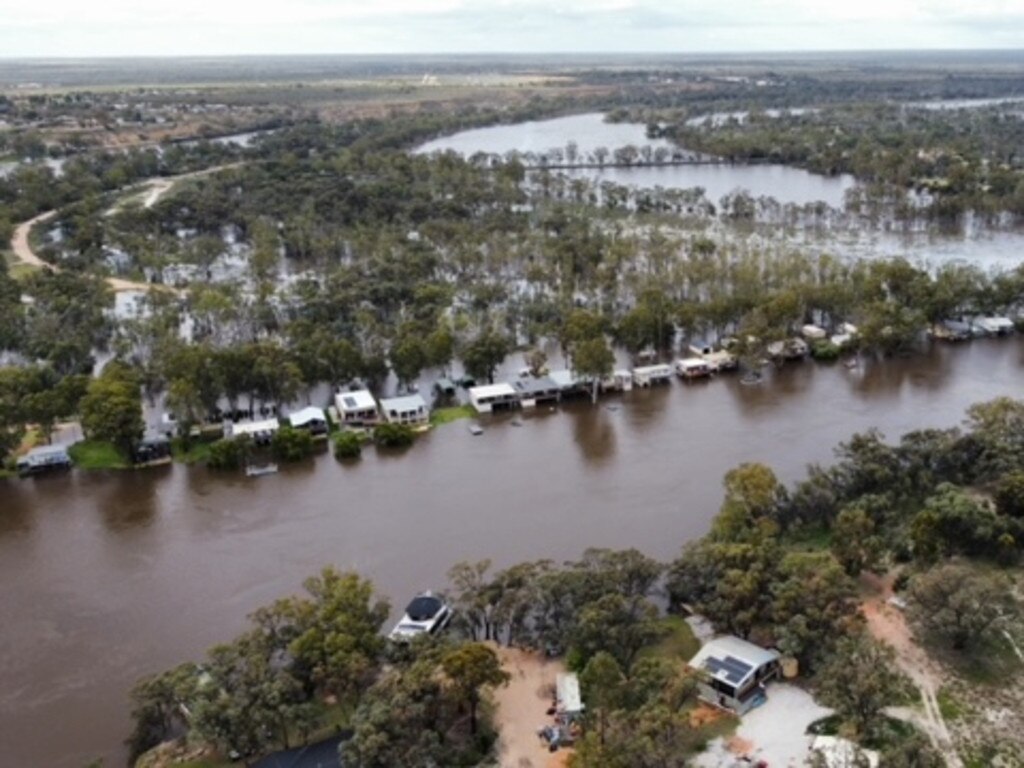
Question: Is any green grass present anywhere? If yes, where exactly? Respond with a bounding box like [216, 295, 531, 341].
[68, 440, 130, 470]
[430, 405, 475, 426]
[638, 615, 700, 667]
[936, 686, 966, 721]
[171, 438, 213, 465]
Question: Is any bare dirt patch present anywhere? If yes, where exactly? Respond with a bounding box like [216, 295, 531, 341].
[492, 645, 570, 768]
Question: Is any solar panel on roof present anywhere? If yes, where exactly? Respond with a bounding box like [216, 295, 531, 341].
[343, 396, 357, 408]
[703, 655, 753, 685]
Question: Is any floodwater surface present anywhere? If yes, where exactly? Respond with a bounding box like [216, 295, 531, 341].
[414, 112, 857, 207]
[2, 338, 1024, 766]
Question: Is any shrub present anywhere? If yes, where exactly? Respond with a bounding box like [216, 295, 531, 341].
[207, 436, 251, 470]
[810, 340, 840, 361]
[334, 431, 363, 460]
[271, 425, 314, 463]
[373, 423, 415, 448]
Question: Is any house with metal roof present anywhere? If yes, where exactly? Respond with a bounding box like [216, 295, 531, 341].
[468, 383, 519, 414]
[288, 406, 328, 435]
[379, 394, 430, 427]
[16, 444, 72, 477]
[514, 376, 561, 408]
[334, 389, 380, 427]
[688, 635, 781, 714]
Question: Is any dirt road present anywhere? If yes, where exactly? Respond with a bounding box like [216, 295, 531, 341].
[861, 573, 964, 768]
[8, 163, 241, 294]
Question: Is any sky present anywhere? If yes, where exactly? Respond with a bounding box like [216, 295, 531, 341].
[0, 0, 1022, 57]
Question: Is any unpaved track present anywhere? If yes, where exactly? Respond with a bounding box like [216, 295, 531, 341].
[8, 163, 241, 294]
[861, 573, 964, 768]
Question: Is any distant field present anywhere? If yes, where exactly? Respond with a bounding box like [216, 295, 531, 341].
[2, 50, 1023, 90]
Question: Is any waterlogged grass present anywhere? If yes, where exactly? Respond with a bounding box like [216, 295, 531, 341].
[430, 405, 475, 426]
[172, 438, 214, 465]
[68, 440, 129, 470]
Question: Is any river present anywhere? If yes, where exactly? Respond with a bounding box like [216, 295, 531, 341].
[3, 337, 1024, 766]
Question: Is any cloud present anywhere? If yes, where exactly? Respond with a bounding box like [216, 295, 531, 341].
[0, 0, 1021, 56]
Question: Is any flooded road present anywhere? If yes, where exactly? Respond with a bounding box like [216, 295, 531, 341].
[3, 338, 1024, 767]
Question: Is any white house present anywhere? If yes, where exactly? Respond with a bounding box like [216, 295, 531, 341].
[468, 383, 519, 414]
[514, 376, 561, 408]
[288, 406, 328, 435]
[379, 394, 430, 426]
[334, 389, 380, 427]
[632, 363, 673, 387]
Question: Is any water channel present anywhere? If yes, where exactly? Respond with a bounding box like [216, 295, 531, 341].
[3, 338, 1024, 766]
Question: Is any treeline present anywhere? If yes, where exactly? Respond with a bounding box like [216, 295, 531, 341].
[660, 103, 1024, 223]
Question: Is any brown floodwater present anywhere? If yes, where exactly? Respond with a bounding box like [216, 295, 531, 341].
[2, 338, 1024, 767]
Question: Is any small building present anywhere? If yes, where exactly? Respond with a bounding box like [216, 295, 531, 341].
[288, 406, 328, 436]
[675, 357, 713, 380]
[973, 316, 1015, 336]
[468, 383, 519, 414]
[379, 394, 430, 426]
[633, 363, 673, 387]
[514, 376, 561, 408]
[16, 445, 72, 477]
[688, 636, 782, 715]
[226, 418, 280, 446]
[434, 377, 457, 397]
[556, 673, 584, 722]
[335, 389, 380, 427]
[132, 435, 172, 466]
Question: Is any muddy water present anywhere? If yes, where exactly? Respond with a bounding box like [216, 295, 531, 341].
[3, 338, 1024, 767]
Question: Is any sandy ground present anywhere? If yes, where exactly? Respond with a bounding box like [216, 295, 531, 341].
[492, 645, 570, 768]
[694, 683, 831, 768]
[860, 572, 963, 767]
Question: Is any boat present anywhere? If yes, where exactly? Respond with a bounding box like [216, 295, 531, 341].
[389, 592, 453, 641]
[468, 423, 484, 435]
[245, 463, 278, 477]
[511, 417, 524, 427]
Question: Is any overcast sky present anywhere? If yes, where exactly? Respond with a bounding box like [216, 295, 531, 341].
[0, 0, 1021, 57]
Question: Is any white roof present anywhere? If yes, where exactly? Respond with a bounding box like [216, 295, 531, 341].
[556, 673, 583, 714]
[677, 357, 708, 369]
[336, 389, 377, 411]
[469, 382, 517, 399]
[229, 418, 280, 436]
[689, 636, 781, 689]
[548, 369, 577, 388]
[633, 363, 672, 375]
[802, 324, 827, 339]
[288, 406, 326, 427]
[379, 393, 428, 412]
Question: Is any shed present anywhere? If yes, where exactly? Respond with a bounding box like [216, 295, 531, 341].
[688, 636, 781, 715]
[468, 383, 519, 414]
[288, 406, 328, 435]
[514, 376, 561, 408]
[379, 394, 430, 426]
[132, 435, 172, 466]
[16, 444, 72, 477]
[601, 369, 634, 392]
[556, 673, 584, 720]
[434, 377, 457, 396]
[335, 389, 380, 426]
